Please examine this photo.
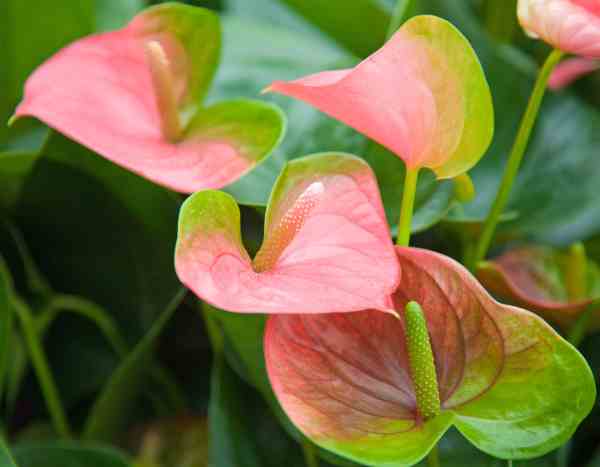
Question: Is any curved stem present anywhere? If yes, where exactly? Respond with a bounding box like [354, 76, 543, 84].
[427, 446, 440, 467]
[470, 49, 563, 270]
[396, 168, 420, 247]
[83, 288, 185, 442]
[39, 295, 128, 353]
[14, 298, 72, 438]
[507, 460, 513, 467]
[38, 295, 186, 411]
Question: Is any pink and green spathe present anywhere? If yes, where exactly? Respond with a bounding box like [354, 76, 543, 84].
[265, 248, 595, 466]
[266, 15, 493, 179]
[12, 3, 284, 193]
[175, 153, 399, 314]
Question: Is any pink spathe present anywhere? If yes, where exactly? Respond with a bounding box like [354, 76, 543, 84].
[13, 6, 280, 193]
[175, 154, 400, 314]
[548, 57, 600, 89]
[268, 29, 464, 172]
[518, 0, 600, 57]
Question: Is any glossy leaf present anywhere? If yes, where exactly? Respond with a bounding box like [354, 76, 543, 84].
[276, 0, 390, 56]
[518, 0, 600, 57]
[477, 246, 600, 332]
[13, 3, 285, 193]
[268, 15, 493, 178]
[176, 152, 399, 314]
[13, 442, 131, 467]
[265, 248, 595, 465]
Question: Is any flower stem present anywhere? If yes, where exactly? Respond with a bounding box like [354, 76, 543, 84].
[396, 168, 420, 247]
[470, 49, 563, 270]
[427, 446, 440, 467]
[14, 298, 72, 438]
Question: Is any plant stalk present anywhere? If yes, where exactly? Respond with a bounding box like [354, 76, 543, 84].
[14, 299, 72, 438]
[470, 49, 563, 270]
[396, 168, 419, 247]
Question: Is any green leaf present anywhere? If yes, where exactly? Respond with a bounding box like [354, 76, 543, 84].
[96, 0, 144, 31]
[14, 132, 181, 337]
[13, 442, 131, 467]
[0, 437, 18, 467]
[0, 257, 14, 400]
[275, 0, 390, 57]
[208, 354, 306, 467]
[82, 289, 185, 442]
[0, 152, 41, 211]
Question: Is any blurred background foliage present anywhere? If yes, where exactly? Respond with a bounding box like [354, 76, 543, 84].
[1, 0, 600, 466]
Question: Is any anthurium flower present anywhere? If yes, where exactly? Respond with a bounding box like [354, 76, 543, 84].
[265, 247, 595, 466]
[477, 245, 600, 332]
[175, 152, 399, 313]
[11, 3, 285, 193]
[266, 15, 493, 179]
[518, 0, 600, 57]
[548, 57, 600, 89]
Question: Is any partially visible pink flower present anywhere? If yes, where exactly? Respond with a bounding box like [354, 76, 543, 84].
[12, 4, 284, 193]
[548, 57, 600, 89]
[266, 15, 493, 179]
[518, 0, 600, 57]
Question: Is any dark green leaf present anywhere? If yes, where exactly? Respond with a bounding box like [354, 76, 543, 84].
[14, 132, 181, 338]
[208, 354, 305, 467]
[0, 257, 14, 400]
[82, 289, 185, 442]
[276, 0, 390, 56]
[0, 437, 18, 467]
[13, 442, 131, 467]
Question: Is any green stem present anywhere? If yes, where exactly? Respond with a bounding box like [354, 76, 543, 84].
[470, 49, 563, 270]
[387, 0, 414, 38]
[14, 298, 72, 438]
[38, 295, 186, 411]
[427, 446, 440, 467]
[396, 168, 420, 247]
[508, 460, 513, 467]
[83, 288, 185, 442]
[302, 439, 320, 467]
